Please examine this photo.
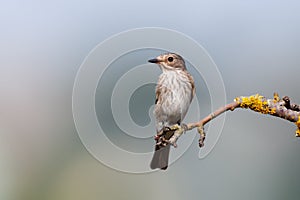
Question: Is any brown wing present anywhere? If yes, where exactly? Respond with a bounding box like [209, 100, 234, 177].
[187, 72, 195, 101]
[155, 84, 161, 105]
[155, 82, 167, 105]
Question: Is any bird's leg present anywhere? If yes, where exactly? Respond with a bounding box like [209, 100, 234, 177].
[155, 124, 187, 147]
[155, 126, 173, 147]
[155, 126, 171, 138]
[154, 126, 169, 141]
[163, 126, 172, 132]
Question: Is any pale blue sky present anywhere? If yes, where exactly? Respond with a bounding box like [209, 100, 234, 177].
[1, 1, 300, 200]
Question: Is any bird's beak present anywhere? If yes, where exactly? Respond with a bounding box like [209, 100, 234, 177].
[148, 58, 161, 63]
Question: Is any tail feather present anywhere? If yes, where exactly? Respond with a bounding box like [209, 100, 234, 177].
[150, 127, 176, 170]
[150, 144, 170, 170]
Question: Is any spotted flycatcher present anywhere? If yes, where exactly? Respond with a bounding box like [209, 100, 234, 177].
[148, 53, 195, 170]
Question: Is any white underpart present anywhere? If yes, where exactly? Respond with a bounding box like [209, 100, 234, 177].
[155, 69, 193, 132]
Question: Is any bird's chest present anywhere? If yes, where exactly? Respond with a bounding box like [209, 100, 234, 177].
[156, 71, 192, 116]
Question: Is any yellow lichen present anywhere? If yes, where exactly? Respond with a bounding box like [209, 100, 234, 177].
[295, 118, 300, 137]
[295, 129, 300, 137]
[295, 117, 300, 127]
[273, 92, 280, 103]
[235, 94, 276, 115]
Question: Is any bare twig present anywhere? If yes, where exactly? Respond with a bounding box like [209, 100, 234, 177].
[155, 93, 300, 148]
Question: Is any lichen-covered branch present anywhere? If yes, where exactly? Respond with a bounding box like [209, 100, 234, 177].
[234, 93, 300, 137]
[155, 93, 300, 148]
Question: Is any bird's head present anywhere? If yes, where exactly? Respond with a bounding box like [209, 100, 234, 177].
[148, 53, 186, 71]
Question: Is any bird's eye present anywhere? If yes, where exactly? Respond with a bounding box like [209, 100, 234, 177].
[167, 57, 174, 62]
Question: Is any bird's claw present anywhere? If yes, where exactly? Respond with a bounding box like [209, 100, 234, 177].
[155, 124, 185, 148]
[155, 135, 170, 147]
[168, 132, 181, 147]
[168, 137, 178, 147]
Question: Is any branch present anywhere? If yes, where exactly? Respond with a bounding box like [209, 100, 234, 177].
[155, 93, 300, 148]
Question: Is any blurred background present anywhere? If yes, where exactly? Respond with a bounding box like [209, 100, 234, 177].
[1, 0, 300, 200]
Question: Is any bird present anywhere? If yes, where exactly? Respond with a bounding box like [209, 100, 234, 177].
[148, 53, 195, 170]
